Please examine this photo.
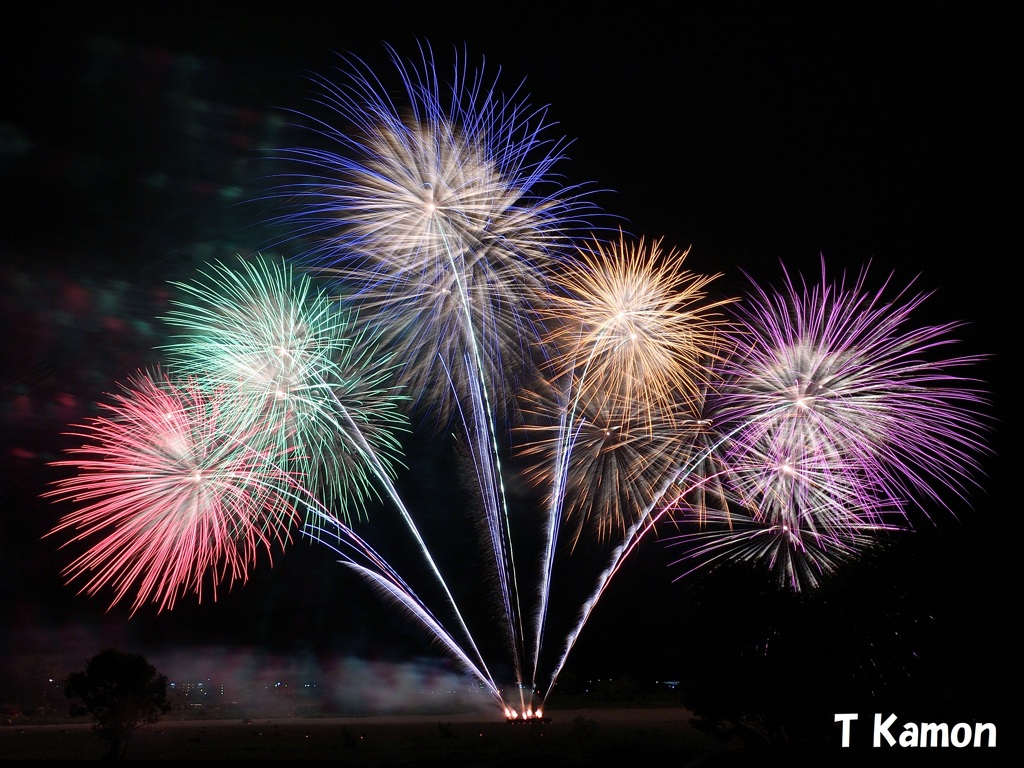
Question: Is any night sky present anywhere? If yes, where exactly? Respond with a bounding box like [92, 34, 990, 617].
[1, 1, 1017, 741]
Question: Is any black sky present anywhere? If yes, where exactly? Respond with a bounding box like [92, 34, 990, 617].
[0, 1, 1017, 729]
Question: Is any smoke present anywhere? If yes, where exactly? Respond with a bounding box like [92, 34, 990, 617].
[147, 647, 494, 716]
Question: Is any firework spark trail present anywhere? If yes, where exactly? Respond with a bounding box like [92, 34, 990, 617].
[527, 393, 574, 688]
[265, 44, 600, 697]
[538, 468, 704, 704]
[434, 219, 526, 689]
[343, 564, 505, 704]
[521, 235, 733, 686]
[469, 363, 525, 686]
[535, 406, 787, 703]
[525, 350, 625, 688]
[662, 261, 990, 590]
[45, 371, 302, 615]
[301, 512, 504, 700]
[322, 380, 502, 686]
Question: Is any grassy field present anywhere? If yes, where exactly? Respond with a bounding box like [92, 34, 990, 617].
[6, 709, 999, 767]
[0, 708, 735, 765]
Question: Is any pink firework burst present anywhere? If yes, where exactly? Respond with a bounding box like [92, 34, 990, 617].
[45, 370, 302, 614]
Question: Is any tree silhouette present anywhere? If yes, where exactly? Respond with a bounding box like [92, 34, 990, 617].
[65, 648, 170, 761]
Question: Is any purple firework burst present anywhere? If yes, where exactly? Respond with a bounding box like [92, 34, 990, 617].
[666, 260, 990, 590]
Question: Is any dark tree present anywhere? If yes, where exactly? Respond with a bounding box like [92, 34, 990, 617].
[65, 648, 171, 761]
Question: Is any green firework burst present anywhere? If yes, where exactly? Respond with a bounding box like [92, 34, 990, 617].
[162, 256, 408, 524]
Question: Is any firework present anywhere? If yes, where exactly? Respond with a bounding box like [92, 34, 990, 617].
[45, 371, 301, 614]
[42, 44, 994, 722]
[520, 232, 735, 537]
[666, 506, 884, 592]
[266, 42, 598, 424]
[535, 233, 734, 427]
[162, 256, 408, 523]
[163, 256, 496, 676]
[515, 234, 732, 685]
[262, 42, 605, 691]
[665, 261, 990, 590]
[519, 382, 697, 545]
